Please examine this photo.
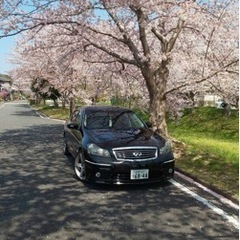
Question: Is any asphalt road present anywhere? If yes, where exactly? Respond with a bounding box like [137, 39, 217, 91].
[0, 101, 238, 240]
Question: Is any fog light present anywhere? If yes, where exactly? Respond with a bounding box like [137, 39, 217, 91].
[168, 168, 173, 174]
[95, 172, 101, 178]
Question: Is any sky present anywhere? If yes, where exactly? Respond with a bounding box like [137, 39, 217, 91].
[0, 36, 16, 75]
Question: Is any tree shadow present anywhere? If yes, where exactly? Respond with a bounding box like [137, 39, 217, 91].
[0, 124, 238, 240]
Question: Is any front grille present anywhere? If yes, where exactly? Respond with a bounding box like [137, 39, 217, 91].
[112, 147, 158, 161]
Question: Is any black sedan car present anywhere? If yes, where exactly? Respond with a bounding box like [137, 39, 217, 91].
[63, 105, 174, 184]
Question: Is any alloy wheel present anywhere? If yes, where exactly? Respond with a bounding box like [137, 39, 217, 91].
[74, 153, 86, 181]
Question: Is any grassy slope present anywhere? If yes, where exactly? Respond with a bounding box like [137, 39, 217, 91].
[36, 105, 70, 120]
[168, 107, 239, 201]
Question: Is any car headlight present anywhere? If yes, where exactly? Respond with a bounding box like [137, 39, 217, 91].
[87, 143, 110, 157]
[160, 141, 172, 155]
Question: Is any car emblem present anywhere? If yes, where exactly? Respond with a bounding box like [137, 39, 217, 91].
[133, 152, 142, 157]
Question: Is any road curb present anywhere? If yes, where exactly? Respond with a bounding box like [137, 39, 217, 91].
[175, 168, 239, 208]
[170, 179, 239, 229]
[0, 101, 5, 108]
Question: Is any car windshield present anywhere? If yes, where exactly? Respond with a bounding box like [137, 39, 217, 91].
[84, 110, 145, 130]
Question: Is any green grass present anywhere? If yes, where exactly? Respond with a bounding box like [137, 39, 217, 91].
[168, 107, 239, 201]
[171, 133, 238, 166]
[172, 107, 239, 141]
[36, 105, 69, 120]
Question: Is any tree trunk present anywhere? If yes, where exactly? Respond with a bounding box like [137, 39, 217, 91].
[143, 63, 169, 138]
[69, 97, 75, 117]
[149, 95, 168, 137]
[53, 99, 58, 107]
[224, 103, 231, 116]
[62, 99, 66, 109]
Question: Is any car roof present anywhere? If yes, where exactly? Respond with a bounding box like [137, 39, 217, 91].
[81, 105, 132, 113]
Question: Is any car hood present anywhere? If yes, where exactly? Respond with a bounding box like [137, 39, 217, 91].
[85, 128, 165, 148]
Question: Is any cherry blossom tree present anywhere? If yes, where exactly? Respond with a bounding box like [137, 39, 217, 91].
[0, 0, 238, 137]
[10, 22, 147, 112]
[0, 89, 10, 101]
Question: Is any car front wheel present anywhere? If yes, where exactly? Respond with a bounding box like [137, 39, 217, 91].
[74, 152, 86, 181]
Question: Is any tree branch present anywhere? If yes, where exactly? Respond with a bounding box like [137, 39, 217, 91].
[151, 27, 168, 51]
[86, 25, 125, 44]
[164, 59, 239, 96]
[101, 1, 143, 65]
[166, 18, 184, 52]
[130, 5, 150, 58]
[84, 37, 137, 66]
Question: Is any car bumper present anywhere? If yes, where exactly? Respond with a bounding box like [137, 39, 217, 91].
[84, 159, 175, 184]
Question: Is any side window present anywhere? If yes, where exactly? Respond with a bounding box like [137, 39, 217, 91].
[129, 113, 145, 128]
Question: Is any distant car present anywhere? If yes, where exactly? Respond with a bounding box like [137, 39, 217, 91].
[63, 105, 174, 184]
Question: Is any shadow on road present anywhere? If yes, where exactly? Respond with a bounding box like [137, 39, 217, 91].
[0, 124, 238, 240]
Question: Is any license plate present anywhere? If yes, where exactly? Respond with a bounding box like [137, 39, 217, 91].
[131, 169, 149, 180]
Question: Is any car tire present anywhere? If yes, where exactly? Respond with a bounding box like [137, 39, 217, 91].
[74, 152, 86, 181]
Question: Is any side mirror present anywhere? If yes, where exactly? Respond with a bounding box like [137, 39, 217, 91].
[145, 121, 152, 128]
[67, 122, 79, 130]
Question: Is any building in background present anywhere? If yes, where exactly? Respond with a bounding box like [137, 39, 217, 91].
[0, 73, 12, 100]
[0, 73, 12, 91]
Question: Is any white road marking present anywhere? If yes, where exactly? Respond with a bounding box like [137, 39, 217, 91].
[175, 171, 239, 210]
[35, 110, 50, 119]
[0, 103, 5, 109]
[170, 179, 239, 229]
[2, 102, 26, 104]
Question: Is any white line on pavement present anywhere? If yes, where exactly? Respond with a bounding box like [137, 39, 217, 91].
[0, 103, 5, 109]
[170, 179, 239, 229]
[175, 171, 239, 210]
